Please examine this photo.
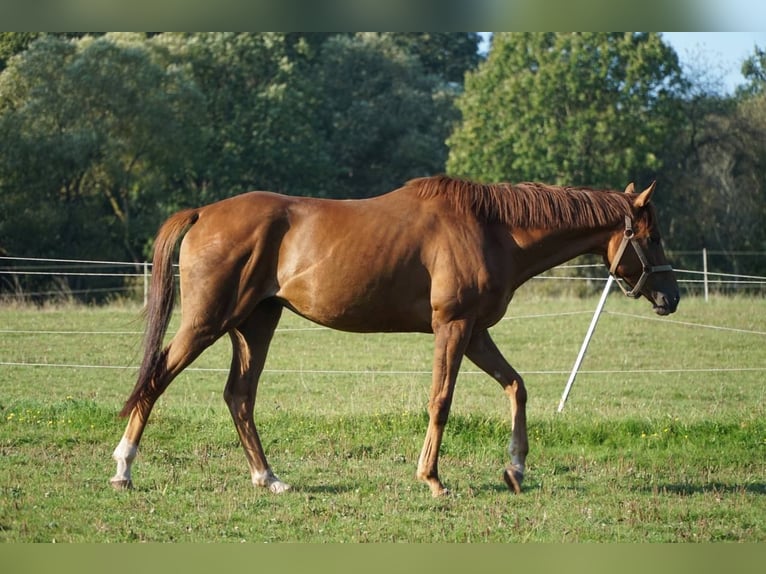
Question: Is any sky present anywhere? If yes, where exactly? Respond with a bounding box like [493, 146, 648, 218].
[661, 32, 766, 94]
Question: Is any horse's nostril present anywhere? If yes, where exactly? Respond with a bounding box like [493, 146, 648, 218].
[653, 290, 679, 314]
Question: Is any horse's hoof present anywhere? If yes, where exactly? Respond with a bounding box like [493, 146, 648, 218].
[110, 478, 133, 490]
[431, 486, 451, 498]
[268, 480, 291, 494]
[503, 467, 523, 494]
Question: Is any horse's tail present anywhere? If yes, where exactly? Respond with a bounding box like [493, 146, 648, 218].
[119, 208, 200, 418]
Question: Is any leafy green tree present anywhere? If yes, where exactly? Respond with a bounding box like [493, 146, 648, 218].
[447, 32, 686, 189]
[0, 32, 40, 71]
[160, 32, 332, 202]
[310, 33, 462, 198]
[630, 42, 766, 278]
[740, 46, 766, 96]
[0, 33, 205, 263]
[659, 87, 766, 277]
[383, 32, 482, 83]
[169, 32, 478, 201]
[0, 34, 103, 72]
[0, 32, 479, 301]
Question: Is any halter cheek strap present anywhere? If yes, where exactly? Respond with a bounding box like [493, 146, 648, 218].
[610, 216, 673, 298]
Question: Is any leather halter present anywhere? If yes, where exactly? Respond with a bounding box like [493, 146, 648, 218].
[609, 216, 673, 298]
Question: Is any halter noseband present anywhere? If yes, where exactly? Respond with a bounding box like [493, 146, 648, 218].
[609, 216, 673, 298]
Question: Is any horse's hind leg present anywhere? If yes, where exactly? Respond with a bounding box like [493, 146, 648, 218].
[223, 299, 289, 493]
[110, 324, 219, 489]
[465, 329, 528, 493]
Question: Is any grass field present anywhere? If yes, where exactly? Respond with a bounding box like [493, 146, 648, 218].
[1, 291, 764, 542]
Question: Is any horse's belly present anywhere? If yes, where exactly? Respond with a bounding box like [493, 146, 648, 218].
[277, 277, 433, 334]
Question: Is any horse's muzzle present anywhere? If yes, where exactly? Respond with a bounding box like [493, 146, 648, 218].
[652, 290, 679, 315]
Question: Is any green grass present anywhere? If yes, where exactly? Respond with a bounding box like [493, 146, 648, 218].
[1, 293, 764, 542]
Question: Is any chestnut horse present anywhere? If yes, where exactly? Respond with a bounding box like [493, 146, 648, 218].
[111, 175, 679, 496]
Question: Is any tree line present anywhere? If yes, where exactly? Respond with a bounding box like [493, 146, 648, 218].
[1, 32, 764, 300]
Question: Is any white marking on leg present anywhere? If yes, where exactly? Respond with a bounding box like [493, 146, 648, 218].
[252, 468, 291, 493]
[110, 437, 138, 486]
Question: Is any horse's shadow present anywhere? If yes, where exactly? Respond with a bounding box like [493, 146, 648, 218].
[465, 478, 766, 497]
[638, 482, 766, 496]
[291, 484, 360, 496]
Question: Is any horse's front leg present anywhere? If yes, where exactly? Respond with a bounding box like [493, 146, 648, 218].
[465, 329, 528, 493]
[416, 317, 474, 496]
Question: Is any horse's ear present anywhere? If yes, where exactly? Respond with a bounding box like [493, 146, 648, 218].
[623, 182, 635, 194]
[633, 181, 656, 208]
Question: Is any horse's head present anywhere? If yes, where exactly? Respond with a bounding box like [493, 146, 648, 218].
[604, 181, 680, 316]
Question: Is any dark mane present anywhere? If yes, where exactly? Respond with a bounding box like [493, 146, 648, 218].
[407, 175, 633, 229]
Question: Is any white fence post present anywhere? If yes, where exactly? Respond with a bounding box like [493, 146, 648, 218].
[143, 262, 149, 307]
[558, 275, 614, 412]
[703, 248, 709, 302]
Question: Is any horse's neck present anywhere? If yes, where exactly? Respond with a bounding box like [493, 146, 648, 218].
[509, 225, 614, 286]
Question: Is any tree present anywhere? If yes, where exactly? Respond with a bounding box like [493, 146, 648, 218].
[740, 46, 766, 96]
[447, 33, 687, 189]
[0, 32, 480, 300]
[310, 33, 463, 198]
[0, 33, 206, 263]
[0, 32, 40, 71]
[383, 32, 482, 84]
[173, 32, 479, 200]
[160, 32, 333, 202]
[660, 81, 766, 277]
[0, 33, 103, 72]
